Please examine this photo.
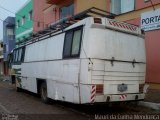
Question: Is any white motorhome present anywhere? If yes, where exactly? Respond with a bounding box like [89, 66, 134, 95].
[11, 17, 147, 104]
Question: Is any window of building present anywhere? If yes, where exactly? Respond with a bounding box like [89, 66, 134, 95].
[45, 24, 48, 28]
[7, 28, 14, 36]
[22, 16, 26, 25]
[17, 20, 20, 28]
[111, 0, 135, 15]
[6, 45, 9, 52]
[37, 22, 40, 27]
[1, 44, 3, 48]
[29, 10, 33, 20]
[63, 26, 83, 58]
[3, 44, 6, 53]
[60, 3, 74, 19]
[6, 28, 14, 40]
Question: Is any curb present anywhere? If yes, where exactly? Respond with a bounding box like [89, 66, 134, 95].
[138, 101, 160, 111]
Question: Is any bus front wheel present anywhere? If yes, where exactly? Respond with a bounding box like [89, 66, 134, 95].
[16, 87, 22, 92]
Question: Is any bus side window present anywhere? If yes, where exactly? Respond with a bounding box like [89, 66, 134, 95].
[72, 29, 82, 56]
[63, 31, 73, 58]
[13, 50, 17, 63]
[12, 47, 25, 63]
[63, 26, 83, 58]
[21, 47, 25, 62]
[15, 50, 19, 62]
[18, 48, 22, 62]
[8, 53, 13, 68]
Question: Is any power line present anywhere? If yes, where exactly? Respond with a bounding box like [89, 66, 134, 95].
[0, 4, 57, 32]
[0, 4, 44, 24]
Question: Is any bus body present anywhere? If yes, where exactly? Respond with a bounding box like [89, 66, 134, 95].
[11, 17, 147, 104]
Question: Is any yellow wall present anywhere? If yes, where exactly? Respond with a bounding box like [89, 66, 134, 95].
[148, 83, 160, 90]
[115, 4, 160, 21]
[76, 0, 107, 14]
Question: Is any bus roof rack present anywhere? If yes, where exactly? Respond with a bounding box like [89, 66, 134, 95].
[49, 7, 115, 28]
[18, 7, 116, 47]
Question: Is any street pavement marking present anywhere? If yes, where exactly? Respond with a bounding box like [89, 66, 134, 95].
[0, 102, 11, 113]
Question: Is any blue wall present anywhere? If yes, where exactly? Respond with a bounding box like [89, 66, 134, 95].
[3, 17, 16, 61]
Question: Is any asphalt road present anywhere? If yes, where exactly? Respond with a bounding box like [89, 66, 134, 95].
[0, 81, 159, 120]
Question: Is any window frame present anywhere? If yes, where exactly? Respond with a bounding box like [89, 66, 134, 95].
[28, 10, 33, 21]
[6, 28, 14, 36]
[60, 3, 74, 19]
[110, 0, 135, 15]
[37, 21, 40, 27]
[3, 44, 6, 53]
[6, 28, 14, 40]
[22, 16, 26, 25]
[63, 26, 83, 59]
[17, 20, 20, 28]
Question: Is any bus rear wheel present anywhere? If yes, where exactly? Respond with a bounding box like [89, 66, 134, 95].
[40, 82, 49, 104]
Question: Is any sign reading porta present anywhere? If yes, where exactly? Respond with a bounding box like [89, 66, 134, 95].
[141, 9, 160, 31]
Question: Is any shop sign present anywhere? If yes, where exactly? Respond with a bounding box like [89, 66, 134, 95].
[141, 9, 160, 31]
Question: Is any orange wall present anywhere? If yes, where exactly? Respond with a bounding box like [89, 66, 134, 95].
[76, 0, 107, 14]
[106, 0, 110, 12]
[34, 0, 108, 32]
[125, 18, 140, 26]
[43, 7, 60, 27]
[33, 0, 46, 32]
[33, 0, 60, 32]
[145, 30, 160, 84]
[135, 0, 160, 10]
[33, 0, 74, 32]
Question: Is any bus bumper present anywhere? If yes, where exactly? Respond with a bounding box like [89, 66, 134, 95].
[95, 93, 145, 102]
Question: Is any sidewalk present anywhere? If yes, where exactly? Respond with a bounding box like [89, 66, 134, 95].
[145, 88, 160, 103]
[0, 75, 10, 81]
[139, 88, 160, 111]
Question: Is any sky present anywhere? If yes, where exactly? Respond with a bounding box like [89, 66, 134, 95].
[0, 0, 28, 40]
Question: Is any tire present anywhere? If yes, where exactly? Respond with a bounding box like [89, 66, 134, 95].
[40, 82, 49, 104]
[16, 87, 22, 92]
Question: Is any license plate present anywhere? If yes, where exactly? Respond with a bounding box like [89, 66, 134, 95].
[118, 84, 128, 92]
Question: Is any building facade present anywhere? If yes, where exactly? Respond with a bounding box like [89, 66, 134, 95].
[3, 17, 15, 75]
[107, 0, 160, 88]
[33, 0, 107, 32]
[16, 0, 33, 45]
